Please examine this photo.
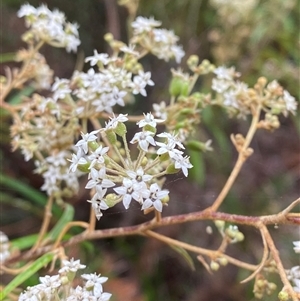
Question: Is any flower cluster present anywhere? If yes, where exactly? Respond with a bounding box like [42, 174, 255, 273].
[210, 0, 258, 24]
[285, 241, 300, 294]
[17, 4, 80, 52]
[211, 66, 298, 119]
[69, 113, 193, 219]
[18, 258, 112, 301]
[131, 16, 185, 63]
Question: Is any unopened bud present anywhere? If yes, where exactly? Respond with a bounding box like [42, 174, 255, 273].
[210, 261, 220, 271]
[115, 122, 127, 136]
[278, 291, 289, 301]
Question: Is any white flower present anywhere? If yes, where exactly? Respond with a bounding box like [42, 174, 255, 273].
[111, 86, 127, 106]
[127, 167, 153, 184]
[131, 16, 161, 34]
[105, 114, 128, 130]
[293, 241, 300, 253]
[214, 66, 239, 80]
[75, 130, 100, 154]
[137, 112, 164, 128]
[68, 151, 88, 173]
[59, 258, 86, 274]
[85, 50, 109, 66]
[293, 278, 300, 293]
[66, 286, 91, 301]
[114, 178, 145, 209]
[88, 145, 109, 169]
[156, 141, 183, 158]
[17, 4, 37, 18]
[141, 183, 169, 212]
[120, 44, 139, 57]
[212, 78, 232, 93]
[153, 101, 167, 120]
[223, 90, 239, 108]
[39, 275, 61, 289]
[87, 188, 109, 220]
[82, 273, 108, 293]
[283, 90, 297, 114]
[171, 44, 185, 63]
[172, 153, 193, 177]
[18, 286, 43, 301]
[85, 167, 115, 190]
[0, 231, 10, 263]
[157, 132, 185, 149]
[130, 131, 156, 152]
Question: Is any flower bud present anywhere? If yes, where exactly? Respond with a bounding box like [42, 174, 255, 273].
[106, 129, 117, 144]
[214, 220, 225, 230]
[114, 122, 127, 136]
[144, 124, 156, 134]
[210, 261, 220, 271]
[166, 163, 180, 174]
[77, 162, 91, 173]
[169, 77, 189, 97]
[159, 153, 170, 162]
[104, 193, 121, 207]
[88, 141, 100, 152]
[278, 291, 289, 301]
[218, 257, 228, 266]
[187, 55, 199, 69]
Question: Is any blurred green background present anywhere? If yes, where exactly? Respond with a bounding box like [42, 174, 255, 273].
[1, 0, 299, 300]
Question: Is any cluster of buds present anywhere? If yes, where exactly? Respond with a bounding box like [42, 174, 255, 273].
[210, 67, 297, 119]
[18, 258, 111, 301]
[214, 220, 245, 244]
[253, 274, 277, 299]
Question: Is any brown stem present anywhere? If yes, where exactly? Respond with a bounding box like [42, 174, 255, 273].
[209, 104, 261, 212]
[261, 225, 298, 301]
[31, 195, 53, 253]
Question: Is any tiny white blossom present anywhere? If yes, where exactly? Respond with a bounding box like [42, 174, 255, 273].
[283, 90, 297, 114]
[68, 152, 88, 172]
[105, 114, 128, 130]
[87, 187, 109, 220]
[293, 241, 300, 253]
[75, 130, 100, 154]
[141, 183, 169, 212]
[157, 132, 185, 149]
[59, 258, 86, 274]
[131, 16, 161, 34]
[39, 275, 61, 290]
[137, 112, 164, 128]
[85, 50, 109, 66]
[172, 153, 193, 177]
[130, 131, 156, 152]
[86, 167, 115, 190]
[114, 178, 144, 209]
[153, 101, 167, 120]
[88, 145, 109, 169]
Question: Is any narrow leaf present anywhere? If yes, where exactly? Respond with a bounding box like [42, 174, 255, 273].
[168, 244, 195, 271]
[47, 204, 74, 241]
[11, 234, 38, 250]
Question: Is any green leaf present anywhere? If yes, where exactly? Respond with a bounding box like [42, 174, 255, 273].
[47, 204, 74, 241]
[168, 244, 195, 271]
[11, 234, 39, 250]
[1, 252, 54, 300]
[8, 86, 35, 105]
[0, 52, 16, 63]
